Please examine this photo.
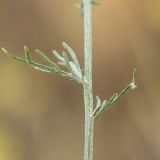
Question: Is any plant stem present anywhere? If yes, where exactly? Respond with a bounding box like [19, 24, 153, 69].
[83, 0, 94, 160]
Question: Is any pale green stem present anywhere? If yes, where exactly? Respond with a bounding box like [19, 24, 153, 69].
[83, 0, 94, 160]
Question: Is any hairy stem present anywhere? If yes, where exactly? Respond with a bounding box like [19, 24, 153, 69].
[83, 0, 94, 160]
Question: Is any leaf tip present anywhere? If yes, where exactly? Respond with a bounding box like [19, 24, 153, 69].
[62, 42, 68, 48]
[35, 49, 40, 53]
[24, 45, 30, 52]
[130, 68, 137, 90]
[133, 68, 137, 79]
[1, 48, 8, 54]
[24, 45, 31, 62]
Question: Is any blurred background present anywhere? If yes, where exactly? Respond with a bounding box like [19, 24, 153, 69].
[0, 0, 160, 159]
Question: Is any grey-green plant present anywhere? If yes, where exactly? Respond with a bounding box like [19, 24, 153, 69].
[1, 0, 137, 160]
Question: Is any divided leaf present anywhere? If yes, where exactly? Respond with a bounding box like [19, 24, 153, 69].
[62, 42, 81, 74]
[1, 47, 70, 78]
[1, 48, 28, 63]
[93, 69, 137, 119]
[1, 43, 83, 84]
[52, 43, 83, 83]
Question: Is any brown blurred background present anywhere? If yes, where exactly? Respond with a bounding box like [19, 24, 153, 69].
[0, 0, 160, 159]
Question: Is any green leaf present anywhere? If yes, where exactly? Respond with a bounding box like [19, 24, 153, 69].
[1, 46, 83, 84]
[69, 61, 82, 80]
[30, 62, 57, 73]
[61, 51, 82, 82]
[24, 46, 31, 62]
[93, 69, 137, 119]
[96, 96, 101, 108]
[92, 96, 102, 117]
[52, 50, 64, 62]
[62, 42, 81, 74]
[35, 49, 58, 68]
[61, 51, 72, 71]
[1, 47, 72, 78]
[1, 48, 28, 63]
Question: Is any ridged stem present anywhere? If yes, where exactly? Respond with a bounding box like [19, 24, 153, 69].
[83, 0, 94, 160]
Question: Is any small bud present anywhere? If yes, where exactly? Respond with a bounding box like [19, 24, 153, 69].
[130, 82, 137, 90]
